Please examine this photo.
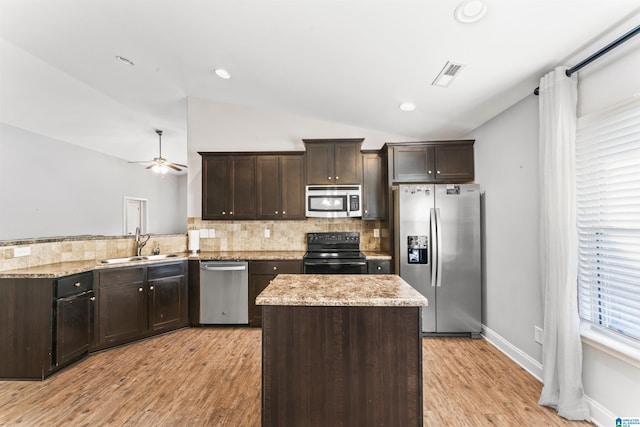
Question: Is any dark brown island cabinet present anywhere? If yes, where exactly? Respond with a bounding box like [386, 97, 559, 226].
[93, 261, 188, 351]
[303, 138, 363, 185]
[257, 274, 428, 427]
[0, 271, 94, 380]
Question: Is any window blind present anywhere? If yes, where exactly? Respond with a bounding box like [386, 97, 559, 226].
[576, 95, 640, 342]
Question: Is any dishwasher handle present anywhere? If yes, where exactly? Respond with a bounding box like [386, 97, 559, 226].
[201, 265, 247, 271]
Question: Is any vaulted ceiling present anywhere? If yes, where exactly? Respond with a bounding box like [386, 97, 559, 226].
[1, 0, 639, 166]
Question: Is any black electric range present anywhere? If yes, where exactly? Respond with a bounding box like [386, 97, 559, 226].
[303, 232, 367, 274]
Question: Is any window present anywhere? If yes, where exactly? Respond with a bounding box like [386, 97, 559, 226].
[576, 95, 640, 343]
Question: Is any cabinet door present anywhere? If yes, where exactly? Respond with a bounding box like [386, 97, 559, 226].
[248, 274, 274, 327]
[362, 152, 385, 220]
[55, 291, 92, 367]
[280, 155, 305, 219]
[333, 142, 362, 184]
[393, 146, 435, 181]
[229, 156, 256, 219]
[97, 268, 146, 348]
[149, 275, 184, 332]
[434, 144, 474, 182]
[305, 143, 333, 184]
[202, 156, 228, 219]
[256, 156, 281, 220]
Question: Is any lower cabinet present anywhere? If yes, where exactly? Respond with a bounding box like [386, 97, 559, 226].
[94, 261, 187, 351]
[248, 260, 302, 327]
[0, 272, 94, 380]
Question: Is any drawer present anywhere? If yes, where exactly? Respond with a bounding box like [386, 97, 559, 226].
[56, 272, 93, 298]
[249, 260, 302, 275]
[367, 260, 391, 274]
[98, 266, 145, 286]
[148, 261, 185, 280]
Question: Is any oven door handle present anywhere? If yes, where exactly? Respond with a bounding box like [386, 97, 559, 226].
[303, 261, 367, 266]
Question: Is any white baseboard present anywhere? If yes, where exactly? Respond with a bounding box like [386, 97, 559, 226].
[481, 325, 613, 427]
[481, 325, 543, 381]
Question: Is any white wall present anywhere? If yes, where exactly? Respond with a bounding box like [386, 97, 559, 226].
[467, 16, 640, 424]
[467, 94, 544, 365]
[186, 97, 419, 217]
[0, 123, 187, 240]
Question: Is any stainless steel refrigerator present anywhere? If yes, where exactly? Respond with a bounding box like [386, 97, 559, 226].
[394, 184, 481, 337]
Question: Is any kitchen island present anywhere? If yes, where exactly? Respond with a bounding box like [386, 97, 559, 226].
[256, 274, 428, 427]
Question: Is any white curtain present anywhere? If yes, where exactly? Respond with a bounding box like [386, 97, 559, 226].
[537, 66, 590, 420]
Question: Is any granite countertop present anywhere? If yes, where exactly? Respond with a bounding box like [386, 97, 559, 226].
[255, 274, 428, 307]
[192, 251, 306, 261]
[361, 251, 392, 260]
[0, 255, 189, 279]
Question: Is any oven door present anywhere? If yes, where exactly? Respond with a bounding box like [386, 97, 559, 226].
[303, 260, 367, 274]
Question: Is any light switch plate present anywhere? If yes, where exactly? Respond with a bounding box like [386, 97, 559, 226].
[534, 326, 544, 344]
[373, 228, 380, 238]
[208, 229, 216, 238]
[14, 246, 31, 257]
[199, 229, 208, 238]
[264, 229, 271, 238]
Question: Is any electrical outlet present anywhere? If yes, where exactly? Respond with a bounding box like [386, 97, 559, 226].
[373, 228, 380, 238]
[534, 326, 544, 344]
[209, 229, 216, 238]
[14, 246, 31, 257]
[199, 229, 208, 238]
[264, 229, 271, 238]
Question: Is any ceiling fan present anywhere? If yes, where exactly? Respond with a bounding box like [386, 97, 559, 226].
[129, 129, 187, 174]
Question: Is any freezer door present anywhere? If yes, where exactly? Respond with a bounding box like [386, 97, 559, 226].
[396, 184, 435, 332]
[434, 184, 481, 334]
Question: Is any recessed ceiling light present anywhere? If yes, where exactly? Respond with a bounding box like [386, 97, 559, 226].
[115, 55, 135, 66]
[399, 102, 416, 112]
[214, 68, 231, 79]
[454, 0, 487, 24]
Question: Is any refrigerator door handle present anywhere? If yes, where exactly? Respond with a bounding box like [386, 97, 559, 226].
[430, 208, 438, 288]
[435, 207, 443, 287]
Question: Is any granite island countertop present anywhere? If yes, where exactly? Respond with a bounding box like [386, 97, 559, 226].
[256, 274, 427, 307]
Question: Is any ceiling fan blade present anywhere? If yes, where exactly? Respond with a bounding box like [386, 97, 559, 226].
[145, 164, 155, 169]
[128, 161, 151, 164]
[170, 162, 188, 168]
[167, 163, 182, 171]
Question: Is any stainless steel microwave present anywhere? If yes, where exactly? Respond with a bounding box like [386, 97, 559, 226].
[305, 185, 362, 218]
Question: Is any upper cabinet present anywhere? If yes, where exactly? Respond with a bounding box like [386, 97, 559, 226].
[256, 154, 305, 220]
[388, 141, 474, 183]
[201, 152, 305, 221]
[362, 150, 386, 220]
[303, 138, 363, 185]
[201, 154, 256, 220]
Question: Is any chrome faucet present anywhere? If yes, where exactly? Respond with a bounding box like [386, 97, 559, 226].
[135, 226, 150, 256]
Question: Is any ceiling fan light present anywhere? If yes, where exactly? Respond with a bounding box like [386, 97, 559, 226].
[160, 164, 169, 174]
[152, 164, 161, 173]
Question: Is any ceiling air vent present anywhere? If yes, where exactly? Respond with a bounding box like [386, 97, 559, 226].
[431, 61, 466, 87]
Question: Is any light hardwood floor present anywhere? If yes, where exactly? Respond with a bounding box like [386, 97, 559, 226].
[0, 328, 592, 426]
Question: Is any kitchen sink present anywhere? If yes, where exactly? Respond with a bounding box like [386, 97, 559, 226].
[142, 254, 178, 261]
[100, 256, 145, 264]
[99, 254, 178, 264]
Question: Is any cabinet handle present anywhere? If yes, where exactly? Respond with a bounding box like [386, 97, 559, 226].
[282, 211, 286, 215]
[328, 176, 332, 180]
[364, 210, 368, 214]
[222, 211, 226, 215]
[428, 170, 432, 174]
[138, 287, 143, 292]
[90, 296, 96, 301]
[74, 282, 81, 287]
[377, 266, 382, 270]
[275, 211, 278, 214]
[437, 170, 441, 174]
[150, 286, 154, 290]
[230, 211, 233, 215]
[336, 176, 339, 180]
[273, 266, 277, 271]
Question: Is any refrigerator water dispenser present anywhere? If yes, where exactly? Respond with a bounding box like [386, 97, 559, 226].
[407, 236, 428, 264]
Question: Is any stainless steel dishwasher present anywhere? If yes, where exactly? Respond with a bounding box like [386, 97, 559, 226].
[200, 261, 249, 324]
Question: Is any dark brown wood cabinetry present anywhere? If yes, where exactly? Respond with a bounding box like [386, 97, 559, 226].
[0, 272, 94, 380]
[303, 138, 363, 184]
[248, 260, 302, 327]
[94, 261, 187, 351]
[256, 154, 305, 220]
[362, 150, 386, 220]
[367, 259, 391, 274]
[390, 140, 474, 183]
[202, 154, 256, 220]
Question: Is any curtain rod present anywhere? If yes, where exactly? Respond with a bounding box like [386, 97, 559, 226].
[534, 24, 640, 96]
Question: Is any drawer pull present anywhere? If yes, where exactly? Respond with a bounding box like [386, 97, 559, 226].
[138, 287, 143, 292]
[90, 296, 96, 301]
[149, 286, 154, 291]
[74, 282, 81, 287]
[273, 266, 277, 271]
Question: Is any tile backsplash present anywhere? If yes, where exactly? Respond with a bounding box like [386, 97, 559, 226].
[189, 217, 385, 252]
